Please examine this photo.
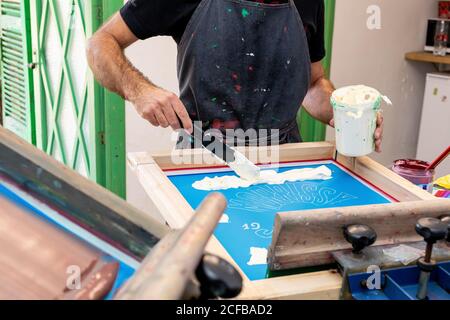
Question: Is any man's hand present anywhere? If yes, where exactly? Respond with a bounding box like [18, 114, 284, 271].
[133, 86, 193, 133]
[329, 112, 384, 153]
[373, 112, 383, 153]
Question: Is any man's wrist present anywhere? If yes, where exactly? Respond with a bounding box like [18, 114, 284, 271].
[124, 76, 155, 103]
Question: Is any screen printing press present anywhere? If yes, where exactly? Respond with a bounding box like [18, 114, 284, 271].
[129, 142, 450, 300]
[0, 127, 243, 300]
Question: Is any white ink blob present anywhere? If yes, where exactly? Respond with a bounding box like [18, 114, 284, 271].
[220, 214, 230, 224]
[247, 247, 268, 266]
[192, 165, 332, 191]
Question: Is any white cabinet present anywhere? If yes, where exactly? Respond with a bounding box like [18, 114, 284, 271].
[417, 73, 450, 179]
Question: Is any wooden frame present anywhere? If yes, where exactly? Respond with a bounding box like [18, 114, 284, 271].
[269, 200, 450, 271]
[0, 126, 167, 262]
[128, 142, 435, 300]
[1, 127, 235, 300]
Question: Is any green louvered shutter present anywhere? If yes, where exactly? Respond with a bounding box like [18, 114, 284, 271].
[0, 0, 35, 142]
[30, 0, 96, 179]
[28, 0, 125, 198]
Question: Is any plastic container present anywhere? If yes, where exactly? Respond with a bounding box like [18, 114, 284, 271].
[433, 19, 449, 56]
[392, 159, 435, 193]
[331, 85, 384, 157]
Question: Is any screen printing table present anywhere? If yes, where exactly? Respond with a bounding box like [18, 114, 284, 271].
[128, 142, 449, 300]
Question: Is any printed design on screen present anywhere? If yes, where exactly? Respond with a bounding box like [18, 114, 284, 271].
[167, 161, 392, 281]
[228, 182, 358, 213]
[242, 222, 273, 239]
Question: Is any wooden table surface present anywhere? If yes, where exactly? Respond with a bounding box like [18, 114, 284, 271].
[405, 51, 450, 65]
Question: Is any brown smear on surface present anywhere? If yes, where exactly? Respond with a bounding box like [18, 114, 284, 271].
[60, 261, 120, 300]
[0, 196, 117, 300]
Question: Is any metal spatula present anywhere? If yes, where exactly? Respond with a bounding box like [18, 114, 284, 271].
[178, 123, 260, 181]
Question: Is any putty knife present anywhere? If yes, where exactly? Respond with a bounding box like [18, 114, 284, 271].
[178, 123, 260, 181]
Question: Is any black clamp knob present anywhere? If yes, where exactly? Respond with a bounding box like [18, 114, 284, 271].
[415, 217, 448, 300]
[343, 224, 377, 254]
[440, 216, 450, 242]
[416, 217, 448, 264]
[415, 218, 448, 245]
[195, 254, 243, 300]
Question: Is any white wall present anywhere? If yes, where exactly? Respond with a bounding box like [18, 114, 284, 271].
[328, 0, 436, 166]
[125, 0, 438, 213]
[125, 37, 179, 218]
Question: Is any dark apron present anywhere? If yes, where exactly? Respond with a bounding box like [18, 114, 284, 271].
[177, 0, 311, 146]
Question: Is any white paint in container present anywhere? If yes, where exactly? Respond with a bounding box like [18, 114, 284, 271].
[331, 85, 392, 157]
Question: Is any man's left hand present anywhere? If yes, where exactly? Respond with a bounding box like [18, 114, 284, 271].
[329, 112, 384, 153]
[373, 112, 383, 153]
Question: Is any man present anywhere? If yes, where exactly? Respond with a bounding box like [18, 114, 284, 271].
[87, 0, 383, 149]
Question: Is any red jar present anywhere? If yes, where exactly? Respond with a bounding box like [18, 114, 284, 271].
[439, 1, 450, 19]
[392, 159, 435, 193]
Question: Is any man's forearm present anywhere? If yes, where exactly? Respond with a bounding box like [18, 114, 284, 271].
[302, 77, 335, 125]
[86, 32, 153, 103]
[86, 13, 192, 131]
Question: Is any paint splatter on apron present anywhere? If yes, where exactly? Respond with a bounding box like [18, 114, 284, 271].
[177, 0, 311, 145]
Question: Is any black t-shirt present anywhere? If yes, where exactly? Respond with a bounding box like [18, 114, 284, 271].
[120, 0, 326, 62]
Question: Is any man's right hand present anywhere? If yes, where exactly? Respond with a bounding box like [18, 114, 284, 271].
[133, 86, 193, 133]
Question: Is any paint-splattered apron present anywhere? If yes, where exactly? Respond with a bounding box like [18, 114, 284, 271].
[177, 0, 311, 145]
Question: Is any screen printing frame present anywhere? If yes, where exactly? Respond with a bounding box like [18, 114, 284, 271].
[0, 127, 175, 299]
[128, 142, 435, 300]
[2, 125, 239, 300]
